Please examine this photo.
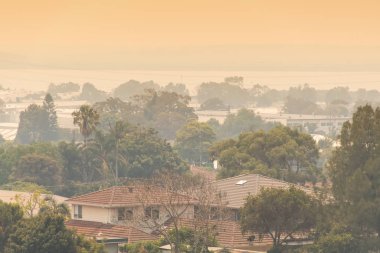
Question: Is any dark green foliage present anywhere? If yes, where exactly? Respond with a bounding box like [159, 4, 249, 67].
[57, 141, 83, 182]
[15, 94, 60, 144]
[327, 105, 380, 235]
[158, 227, 218, 253]
[215, 108, 273, 139]
[0, 142, 61, 185]
[0, 134, 5, 144]
[0, 201, 23, 252]
[4, 214, 105, 253]
[15, 104, 50, 144]
[93, 97, 139, 130]
[11, 153, 63, 186]
[1, 121, 187, 196]
[310, 232, 360, 253]
[240, 187, 317, 248]
[72, 105, 100, 145]
[95, 90, 197, 140]
[43, 93, 59, 141]
[174, 121, 216, 164]
[119, 241, 160, 253]
[210, 125, 319, 183]
[133, 89, 197, 140]
[116, 126, 188, 178]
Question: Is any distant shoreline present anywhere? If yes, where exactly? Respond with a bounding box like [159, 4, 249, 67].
[1, 69, 380, 94]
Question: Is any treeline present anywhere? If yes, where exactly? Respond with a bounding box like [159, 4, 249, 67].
[46, 81, 189, 102]
[43, 77, 380, 117]
[2, 88, 326, 197]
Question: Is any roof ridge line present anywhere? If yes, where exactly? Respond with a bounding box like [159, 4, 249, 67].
[66, 186, 114, 201]
[214, 173, 256, 182]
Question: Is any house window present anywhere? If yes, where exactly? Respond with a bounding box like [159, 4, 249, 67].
[118, 208, 133, 221]
[145, 207, 159, 220]
[74, 205, 82, 219]
[210, 207, 218, 220]
[194, 206, 200, 219]
[234, 210, 241, 221]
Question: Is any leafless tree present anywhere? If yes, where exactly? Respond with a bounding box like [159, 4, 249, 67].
[131, 172, 228, 253]
[132, 172, 196, 253]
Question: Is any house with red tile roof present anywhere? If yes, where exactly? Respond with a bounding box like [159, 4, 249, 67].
[65, 174, 314, 251]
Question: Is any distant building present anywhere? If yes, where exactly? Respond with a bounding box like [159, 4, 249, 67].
[0, 190, 67, 216]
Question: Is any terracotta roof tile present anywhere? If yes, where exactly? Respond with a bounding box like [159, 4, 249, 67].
[214, 174, 314, 208]
[66, 219, 157, 243]
[66, 185, 195, 207]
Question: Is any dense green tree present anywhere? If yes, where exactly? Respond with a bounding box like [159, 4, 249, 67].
[210, 125, 319, 183]
[4, 214, 104, 253]
[72, 105, 100, 145]
[93, 97, 138, 130]
[0, 201, 23, 253]
[327, 105, 380, 236]
[133, 89, 197, 140]
[174, 121, 216, 164]
[43, 93, 59, 141]
[116, 126, 188, 178]
[15, 104, 50, 144]
[57, 141, 83, 182]
[216, 108, 273, 139]
[310, 232, 360, 253]
[158, 227, 218, 253]
[10, 153, 63, 187]
[120, 241, 160, 253]
[240, 187, 317, 249]
[0, 142, 61, 185]
[94, 90, 197, 140]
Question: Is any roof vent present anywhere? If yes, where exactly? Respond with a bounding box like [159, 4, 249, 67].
[236, 180, 247, 185]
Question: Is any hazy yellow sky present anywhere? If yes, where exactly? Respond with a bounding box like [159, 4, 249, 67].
[1, 0, 380, 70]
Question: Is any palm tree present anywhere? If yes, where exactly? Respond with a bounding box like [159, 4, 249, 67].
[72, 105, 100, 145]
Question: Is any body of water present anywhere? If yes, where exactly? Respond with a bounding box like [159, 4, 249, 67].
[1, 69, 380, 95]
